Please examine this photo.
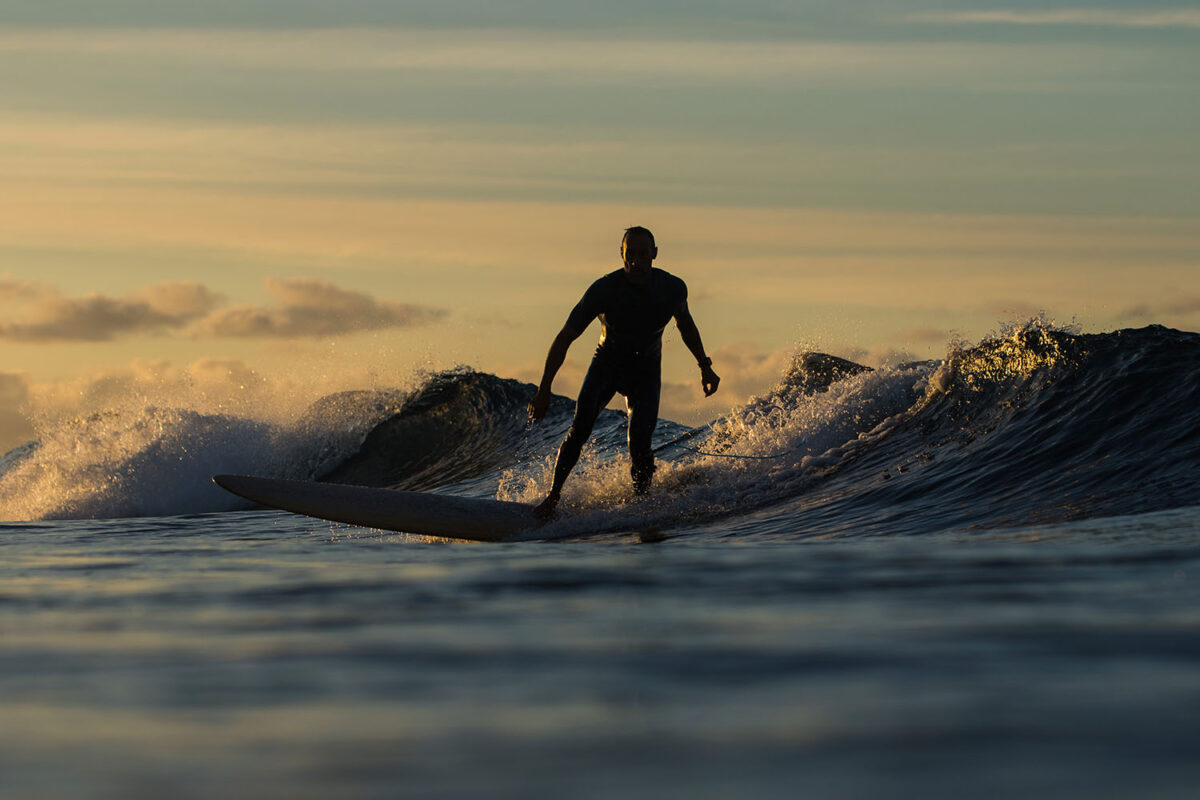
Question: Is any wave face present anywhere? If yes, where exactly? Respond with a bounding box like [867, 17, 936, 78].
[741, 324, 1200, 538]
[2, 326, 1198, 537]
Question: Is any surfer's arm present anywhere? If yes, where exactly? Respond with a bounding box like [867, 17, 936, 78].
[675, 302, 720, 397]
[528, 324, 582, 421]
[530, 281, 601, 421]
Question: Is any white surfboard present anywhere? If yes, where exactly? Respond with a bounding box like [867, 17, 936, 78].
[213, 474, 543, 542]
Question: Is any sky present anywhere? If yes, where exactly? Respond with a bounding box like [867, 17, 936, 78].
[1, 1, 1197, 448]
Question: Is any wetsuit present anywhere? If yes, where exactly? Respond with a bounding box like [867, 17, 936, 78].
[557, 267, 688, 493]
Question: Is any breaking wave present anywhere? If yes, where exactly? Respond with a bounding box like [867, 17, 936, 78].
[3, 325, 1198, 539]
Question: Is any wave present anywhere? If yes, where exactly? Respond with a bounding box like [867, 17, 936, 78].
[2, 325, 1198, 537]
[676, 323, 1200, 538]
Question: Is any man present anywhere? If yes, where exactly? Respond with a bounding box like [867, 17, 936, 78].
[527, 226, 720, 517]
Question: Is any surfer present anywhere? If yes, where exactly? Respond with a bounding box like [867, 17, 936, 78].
[527, 226, 720, 517]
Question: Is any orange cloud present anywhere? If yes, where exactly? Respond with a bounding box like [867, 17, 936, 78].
[193, 277, 446, 338]
[660, 342, 798, 423]
[906, 10, 1200, 28]
[984, 299, 1050, 319]
[0, 276, 444, 343]
[0, 280, 219, 343]
[895, 326, 948, 344]
[20, 354, 403, 432]
[1120, 296, 1200, 322]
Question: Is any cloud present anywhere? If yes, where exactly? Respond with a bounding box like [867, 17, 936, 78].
[0, 276, 443, 343]
[660, 342, 798, 423]
[1119, 296, 1200, 322]
[184, 357, 270, 390]
[984, 299, 1051, 319]
[193, 277, 446, 338]
[905, 10, 1200, 29]
[0, 280, 219, 342]
[1119, 304, 1152, 322]
[0, 27, 1129, 85]
[22, 354, 407, 428]
[0, 278, 51, 303]
[896, 326, 948, 344]
[1166, 297, 1200, 315]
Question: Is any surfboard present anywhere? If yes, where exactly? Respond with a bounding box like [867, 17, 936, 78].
[212, 474, 543, 542]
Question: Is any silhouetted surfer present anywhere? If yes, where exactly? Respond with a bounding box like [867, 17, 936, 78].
[527, 226, 720, 517]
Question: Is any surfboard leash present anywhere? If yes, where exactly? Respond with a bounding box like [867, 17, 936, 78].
[654, 442, 790, 461]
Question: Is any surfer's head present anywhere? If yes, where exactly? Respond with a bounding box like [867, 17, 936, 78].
[621, 226, 657, 286]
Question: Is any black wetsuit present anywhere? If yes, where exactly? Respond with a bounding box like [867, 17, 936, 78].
[557, 267, 688, 492]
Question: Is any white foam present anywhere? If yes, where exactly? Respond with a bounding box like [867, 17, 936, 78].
[0, 393, 401, 522]
[501, 363, 935, 534]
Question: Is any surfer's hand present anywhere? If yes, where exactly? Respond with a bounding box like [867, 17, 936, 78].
[701, 365, 720, 397]
[528, 388, 552, 422]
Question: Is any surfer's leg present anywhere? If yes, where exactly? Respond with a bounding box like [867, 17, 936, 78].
[541, 359, 617, 511]
[626, 370, 661, 495]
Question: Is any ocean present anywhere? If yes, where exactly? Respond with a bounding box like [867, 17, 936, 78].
[2, 323, 1199, 798]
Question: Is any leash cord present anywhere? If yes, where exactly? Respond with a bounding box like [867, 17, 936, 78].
[655, 442, 790, 460]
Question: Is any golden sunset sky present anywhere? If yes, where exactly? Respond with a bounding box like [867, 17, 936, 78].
[1, 3, 1197, 448]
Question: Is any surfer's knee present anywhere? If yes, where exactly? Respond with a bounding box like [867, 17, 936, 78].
[626, 396, 659, 451]
[562, 425, 586, 451]
[564, 414, 598, 448]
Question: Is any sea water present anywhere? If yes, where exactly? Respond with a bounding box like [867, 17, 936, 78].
[2, 325, 1199, 798]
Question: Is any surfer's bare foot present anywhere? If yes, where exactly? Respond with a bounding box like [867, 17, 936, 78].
[533, 492, 560, 520]
[632, 461, 654, 496]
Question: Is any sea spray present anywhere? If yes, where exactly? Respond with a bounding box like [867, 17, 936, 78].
[0, 384, 406, 521]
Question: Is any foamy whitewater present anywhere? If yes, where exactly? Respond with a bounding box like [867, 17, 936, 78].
[3, 324, 1199, 798]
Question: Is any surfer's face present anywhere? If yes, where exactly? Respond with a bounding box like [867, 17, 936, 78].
[621, 235, 656, 286]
